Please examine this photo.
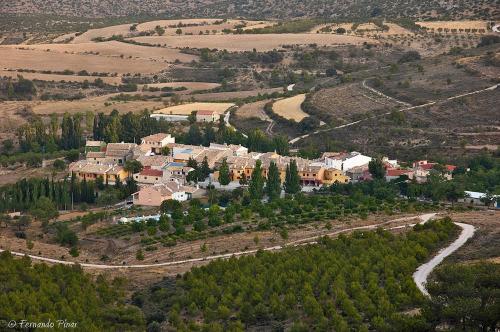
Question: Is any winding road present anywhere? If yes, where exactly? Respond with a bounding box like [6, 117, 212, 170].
[289, 83, 499, 145]
[0, 213, 434, 269]
[413, 222, 476, 296]
[0, 211, 475, 296]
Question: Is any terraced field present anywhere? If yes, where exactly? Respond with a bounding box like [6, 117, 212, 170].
[309, 83, 398, 123]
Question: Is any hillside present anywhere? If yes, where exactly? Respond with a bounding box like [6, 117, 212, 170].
[1, 0, 497, 20]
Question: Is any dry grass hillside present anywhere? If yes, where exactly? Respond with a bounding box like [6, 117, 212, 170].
[1, 0, 497, 20]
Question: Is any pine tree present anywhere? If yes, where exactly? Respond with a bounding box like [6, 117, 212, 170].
[249, 160, 265, 199]
[219, 158, 231, 186]
[266, 161, 281, 200]
[200, 156, 211, 181]
[284, 160, 301, 194]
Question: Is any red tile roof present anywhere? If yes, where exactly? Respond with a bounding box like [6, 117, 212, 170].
[139, 169, 163, 177]
[445, 165, 457, 172]
[386, 169, 413, 177]
[197, 110, 216, 115]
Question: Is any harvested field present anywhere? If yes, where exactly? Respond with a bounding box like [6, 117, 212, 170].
[311, 22, 411, 35]
[415, 20, 488, 31]
[129, 33, 374, 51]
[136, 19, 273, 35]
[142, 82, 220, 91]
[52, 32, 78, 43]
[356, 23, 379, 31]
[310, 83, 398, 123]
[30, 97, 165, 115]
[272, 94, 308, 122]
[72, 24, 134, 43]
[310, 23, 353, 33]
[0, 47, 166, 75]
[154, 102, 235, 115]
[0, 70, 122, 84]
[181, 87, 283, 102]
[3, 41, 197, 63]
[236, 99, 272, 120]
[382, 23, 413, 35]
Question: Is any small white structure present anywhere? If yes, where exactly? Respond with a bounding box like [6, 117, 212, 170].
[460, 191, 499, 208]
[323, 152, 372, 172]
[119, 214, 161, 224]
[196, 110, 218, 122]
[150, 114, 189, 122]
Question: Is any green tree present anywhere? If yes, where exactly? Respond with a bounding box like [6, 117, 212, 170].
[136, 249, 144, 261]
[266, 161, 281, 200]
[219, 158, 231, 186]
[249, 160, 265, 199]
[369, 158, 385, 179]
[124, 160, 143, 176]
[30, 197, 59, 222]
[425, 262, 500, 331]
[200, 156, 211, 181]
[161, 146, 170, 156]
[284, 160, 301, 194]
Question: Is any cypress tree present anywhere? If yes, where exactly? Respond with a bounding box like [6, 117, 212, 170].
[284, 160, 301, 195]
[266, 161, 281, 200]
[249, 160, 265, 200]
[219, 158, 231, 186]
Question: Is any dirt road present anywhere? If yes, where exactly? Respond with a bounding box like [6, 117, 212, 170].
[289, 83, 498, 145]
[0, 213, 437, 269]
[413, 222, 476, 296]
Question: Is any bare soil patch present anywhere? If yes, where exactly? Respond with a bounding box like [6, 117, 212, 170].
[0, 70, 122, 84]
[129, 33, 375, 51]
[72, 24, 134, 43]
[181, 87, 283, 102]
[272, 94, 308, 121]
[136, 19, 273, 35]
[154, 102, 235, 115]
[0, 47, 166, 75]
[141, 82, 220, 91]
[415, 20, 489, 31]
[237, 99, 272, 120]
[6, 41, 197, 63]
[310, 83, 398, 123]
[30, 97, 165, 115]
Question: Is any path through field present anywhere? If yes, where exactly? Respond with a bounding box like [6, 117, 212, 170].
[289, 83, 499, 145]
[413, 222, 476, 296]
[0, 213, 436, 269]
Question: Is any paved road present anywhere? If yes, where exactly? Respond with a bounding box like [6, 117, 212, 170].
[413, 222, 476, 297]
[0, 213, 436, 270]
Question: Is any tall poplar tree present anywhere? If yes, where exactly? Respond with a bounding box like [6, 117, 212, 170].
[219, 158, 231, 186]
[249, 160, 265, 199]
[284, 160, 301, 194]
[266, 161, 281, 200]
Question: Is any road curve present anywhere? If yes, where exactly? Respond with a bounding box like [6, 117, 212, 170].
[413, 222, 476, 297]
[0, 213, 436, 269]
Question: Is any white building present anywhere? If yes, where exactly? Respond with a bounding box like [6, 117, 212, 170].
[323, 152, 372, 172]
